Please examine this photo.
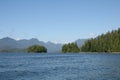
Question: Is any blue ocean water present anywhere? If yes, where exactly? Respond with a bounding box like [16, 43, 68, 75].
[0, 52, 120, 80]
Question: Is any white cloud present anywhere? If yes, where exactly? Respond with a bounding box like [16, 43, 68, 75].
[16, 38, 20, 40]
[89, 33, 96, 38]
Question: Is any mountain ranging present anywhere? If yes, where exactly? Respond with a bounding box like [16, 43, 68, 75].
[1, 27, 119, 53]
[0, 37, 61, 52]
[0, 37, 86, 53]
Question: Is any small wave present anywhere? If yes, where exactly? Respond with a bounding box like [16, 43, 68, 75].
[0, 70, 39, 80]
[0, 64, 25, 69]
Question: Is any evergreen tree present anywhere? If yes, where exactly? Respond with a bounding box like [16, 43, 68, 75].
[81, 28, 120, 52]
[62, 43, 80, 53]
[27, 45, 47, 53]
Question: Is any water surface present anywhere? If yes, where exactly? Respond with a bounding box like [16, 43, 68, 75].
[0, 52, 120, 80]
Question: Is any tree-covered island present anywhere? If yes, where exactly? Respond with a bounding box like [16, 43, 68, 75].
[27, 45, 47, 53]
[62, 28, 120, 53]
[62, 43, 80, 53]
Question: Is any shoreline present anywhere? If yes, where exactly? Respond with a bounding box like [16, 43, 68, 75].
[0, 52, 120, 54]
[79, 52, 120, 54]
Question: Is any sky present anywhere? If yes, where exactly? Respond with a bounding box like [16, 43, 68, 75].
[0, 0, 120, 43]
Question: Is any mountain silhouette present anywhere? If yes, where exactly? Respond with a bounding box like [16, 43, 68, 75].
[0, 37, 87, 52]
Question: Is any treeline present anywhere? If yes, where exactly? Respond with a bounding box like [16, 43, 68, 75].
[62, 43, 80, 53]
[0, 48, 27, 52]
[81, 28, 120, 52]
[62, 28, 120, 53]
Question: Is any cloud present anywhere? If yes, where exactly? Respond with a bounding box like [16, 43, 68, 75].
[89, 33, 96, 38]
[15, 38, 20, 40]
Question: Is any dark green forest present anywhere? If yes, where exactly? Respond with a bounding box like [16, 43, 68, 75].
[62, 43, 80, 53]
[81, 28, 120, 52]
[27, 45, 47, 53]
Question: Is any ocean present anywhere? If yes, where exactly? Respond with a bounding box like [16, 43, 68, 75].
[0, 52, 120, 80]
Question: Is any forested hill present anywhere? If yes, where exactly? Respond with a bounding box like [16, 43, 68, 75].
[81, 28, 120, 52]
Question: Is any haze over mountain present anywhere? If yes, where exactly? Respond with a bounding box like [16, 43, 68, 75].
[0, 37, 62, 52]
[75, 39, 87, 47]
[0, 37, 87, 52]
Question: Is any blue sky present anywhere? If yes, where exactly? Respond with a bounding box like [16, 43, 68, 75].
[0, 0, 120, 43]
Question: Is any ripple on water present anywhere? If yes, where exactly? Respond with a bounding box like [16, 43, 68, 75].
[0, 70, 39, 80]
[0, 53, 120, 80]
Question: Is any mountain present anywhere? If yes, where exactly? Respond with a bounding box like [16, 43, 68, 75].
[17, 38, 44, 48]
[75, 39, 87, 47]
[0, 37, 87, 52]
[0, 37, 18, 49]
[0, 37, 62, 52]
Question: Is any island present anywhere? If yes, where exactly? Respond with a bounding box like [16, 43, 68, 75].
[61, 28, 120, 53]
[27, 45, 47, 53]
